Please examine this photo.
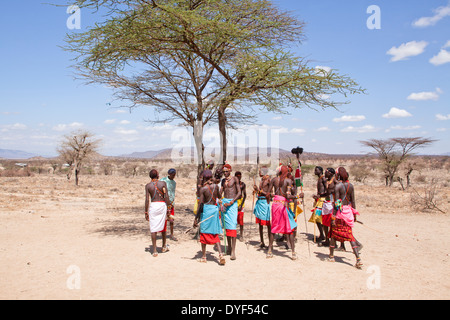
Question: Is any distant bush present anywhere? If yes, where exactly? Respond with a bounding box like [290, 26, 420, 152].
[0, 169, 34, 177]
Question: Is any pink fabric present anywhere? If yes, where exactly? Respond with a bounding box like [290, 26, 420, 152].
[336, 205, 359, 228]
[271, 195, 292, 234]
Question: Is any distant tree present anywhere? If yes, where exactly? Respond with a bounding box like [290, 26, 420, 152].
[361, 137, 436, 187]
[57, 130, 102, 186]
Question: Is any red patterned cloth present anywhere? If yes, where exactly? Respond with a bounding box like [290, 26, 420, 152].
[329, 218, 355, 242]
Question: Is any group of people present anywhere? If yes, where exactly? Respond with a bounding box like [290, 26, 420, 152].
[144, 161, 363, 269]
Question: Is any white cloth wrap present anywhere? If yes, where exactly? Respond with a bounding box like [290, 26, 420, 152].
[149, 202, 167, 233]
[322, 201, 333, 215]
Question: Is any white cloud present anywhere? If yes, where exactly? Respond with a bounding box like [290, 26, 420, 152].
[444, 40, 450, 49]
[272, 116, 282, 120]
[437, 128, 447, 132]
[52, 122, 83, 131]
[407, 88, 442, 101]
[412, 4, 450, 27]
[290, 128, 306, 134]
[430, 48, 450, 66]
[341, 125, 378, 133]
[110, 109, 127, 114]
[0, 123, 27, 133]
[314, 65, 332, 75]
[120, 120, 131, 125]
[382, 107, 412, 118]
[114, 128, 138, 135]
[389, 125, 421, 131]
[314, 127, 331, 132]
[387, 41, 428, 62]
[9, 123, 27, 130]
[436, 114, 450, 120]
[333, 115, 366, 122]
[104, 119, 116, 124]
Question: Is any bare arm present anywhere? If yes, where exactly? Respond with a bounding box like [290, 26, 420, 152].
[144, 184, 150, 221]
[350, 185, 356, 209]
[194, 188, 205, 226]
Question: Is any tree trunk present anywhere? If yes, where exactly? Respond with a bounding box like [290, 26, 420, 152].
[193, 121, 205, 180]
[218, 106, 227, 165]
[75, 168, 79, 186]
[406, 168, 413, 188]
[71, 160, 79, 185]
[397, 177, 405, 191]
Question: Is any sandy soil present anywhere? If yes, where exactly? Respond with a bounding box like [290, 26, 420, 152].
[1, 174, 449, 300]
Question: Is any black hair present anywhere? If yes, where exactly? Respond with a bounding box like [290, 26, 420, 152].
[315, 166, 323, 174]
[149, 169, 158, 179]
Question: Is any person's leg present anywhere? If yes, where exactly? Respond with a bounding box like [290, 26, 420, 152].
[151, 232, 158, 256]
[351, 241, 363, 269]
[226, 236, 232, 255]
[239, 224, 244, 242]
[201, 244, 207, 258]
[259, 224, 266, 248]
[162, 232, 168, 252]
[288, 233, 297, 260]
[230, 237, 237, 260]
[215, 242, 225, 265]
[169, 221, 177, 241]
[316, 223, 324, 242]
[320, 226, 330, 247]
[267, 232, 274, 258]
[328, 238, 336, 262]
[198, 243, 207, 263]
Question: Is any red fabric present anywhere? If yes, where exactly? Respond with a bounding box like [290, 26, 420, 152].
[330, 219, 355, 242]
[237, 211, 244, 226]
[256, 218, 270, 226]
[226, 229, 237, 237]
[169, 207, 174, 216]
[200, 233, 220, 245]
[322, 214, 331, 227]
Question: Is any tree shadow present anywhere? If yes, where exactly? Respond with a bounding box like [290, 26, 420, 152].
[89, 205, 196, 238]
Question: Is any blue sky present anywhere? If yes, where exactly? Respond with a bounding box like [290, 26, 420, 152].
[0, 0, 449, 157]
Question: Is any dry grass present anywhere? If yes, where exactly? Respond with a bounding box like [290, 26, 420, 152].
[1, 155, 449, 300]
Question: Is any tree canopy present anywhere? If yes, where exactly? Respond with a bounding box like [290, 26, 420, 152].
[65, 0, 365, 170]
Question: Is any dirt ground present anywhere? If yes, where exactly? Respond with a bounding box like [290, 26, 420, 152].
[0, 172, 449, 300]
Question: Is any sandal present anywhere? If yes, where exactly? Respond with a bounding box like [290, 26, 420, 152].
[152, 252, 158, 257]
[327, 256, 335, 262]
[291, 252, 298, 261]
[355, 258, 363, 269]
[266, 251, 274, 259]
[197, 257, 207, 263]
[162, 245, 169, 253]
[218, 254, 226, 266]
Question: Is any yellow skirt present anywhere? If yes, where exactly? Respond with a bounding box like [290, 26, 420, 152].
[289, 202, 303, 221]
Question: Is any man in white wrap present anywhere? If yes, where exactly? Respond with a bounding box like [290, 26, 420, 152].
[145, 169, 171, 257]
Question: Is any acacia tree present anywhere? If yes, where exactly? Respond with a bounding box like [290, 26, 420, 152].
[57, 130, 102, 186]
[65, 0, 364, 172]
[361, 137, 436, 187]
